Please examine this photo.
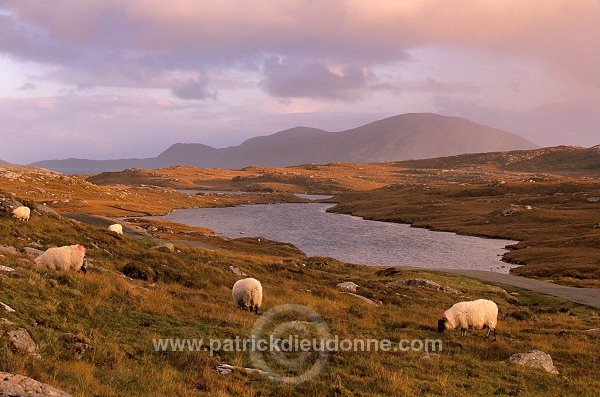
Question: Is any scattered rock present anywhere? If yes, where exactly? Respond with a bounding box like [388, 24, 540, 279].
[500, 207, 518, 216]
[0, 198, 23, 214]
[510, 292, 520, 296]
[586, 197, 600, 203]
[228, 265, 248, 277]
[7, 328, 41, 359]
[421, 352, 439, 360]
[215, 363, 235, 375]
[24, 247, 45, 258]
[524, 205, 533, 210]
[583, 328, 600, 333]
[336, 281, 359, 293]
[341, 292, 377, 306]
[0, 265, 15, 272]
[215, 363, 274, 379]
[509, 350, 559, 374]
[243, 367, 273, 377]
[486, 286, 509, 295]
[0, 318, 15, 326]
[61, 333, 92, 360]
[149, 243, 175, 252]
[0, 245, 18, 256]
[487, 180, 506, 187]
[36, 204, 60, 215]
[122, 223, 153, 237]
[0, 371, 73, 397]
[390, 278, 462, 295]
[1, 302, 15, 312]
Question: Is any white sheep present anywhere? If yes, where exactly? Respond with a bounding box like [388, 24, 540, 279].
[12, 206, 30, 221]
[108, 224, 123, 235]
[232, 277, 263, 314]
[438, 299, 498, 340]
[34, 244, 87, 273]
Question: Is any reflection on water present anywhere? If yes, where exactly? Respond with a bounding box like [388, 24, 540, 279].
[152, 203, 518, 273]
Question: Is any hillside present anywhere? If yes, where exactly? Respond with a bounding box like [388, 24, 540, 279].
[0, 169, 599, 396]
[395, 145, 600, 177]
[31, 113, 537, 173]
[87, 145, 600, 190]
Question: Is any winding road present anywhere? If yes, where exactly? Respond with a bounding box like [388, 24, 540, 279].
[437, 269, 600, 310]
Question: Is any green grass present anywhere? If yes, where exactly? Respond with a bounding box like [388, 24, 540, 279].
[1, 195, 599, 396]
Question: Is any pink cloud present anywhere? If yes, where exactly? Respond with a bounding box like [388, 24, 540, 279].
[2, 0, 596, 89]
[0, 0, 598, 163]
[261, 57, 374, 100]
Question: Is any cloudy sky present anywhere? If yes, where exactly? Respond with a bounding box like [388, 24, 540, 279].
[1, 0, 599, 164]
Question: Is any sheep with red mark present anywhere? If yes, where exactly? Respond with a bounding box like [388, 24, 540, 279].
[34, 244, 87, 273]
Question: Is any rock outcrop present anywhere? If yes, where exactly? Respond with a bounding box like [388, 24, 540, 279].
[7, 328, 41, 359]
[509, 350, 559, 374]
[0, 372, 73, 397]
[336, 282, 359, 293]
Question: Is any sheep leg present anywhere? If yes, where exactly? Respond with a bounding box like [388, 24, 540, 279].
[460, 328, 466, 336]
[485, 328, 497, 341]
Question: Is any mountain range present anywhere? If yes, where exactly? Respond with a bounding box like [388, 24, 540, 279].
[31, 113, 538, 173]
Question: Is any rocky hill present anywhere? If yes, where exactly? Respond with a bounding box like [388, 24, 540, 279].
[31, 113, 537, 173]
[396, 145, 600, 176]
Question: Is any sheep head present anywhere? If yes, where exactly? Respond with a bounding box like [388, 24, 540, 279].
[437, 313, 448, 333]
[437, 319, 447, 333]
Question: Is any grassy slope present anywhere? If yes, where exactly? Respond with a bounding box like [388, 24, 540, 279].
[0, 169, 599, 395]
[1, 199, 599, 396]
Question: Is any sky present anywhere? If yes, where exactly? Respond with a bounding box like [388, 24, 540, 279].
[0, 0, 599, 164]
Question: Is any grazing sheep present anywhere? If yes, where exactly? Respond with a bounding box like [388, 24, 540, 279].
[232, 277, 263, 314]
[108, 224, 123, 235]
[34, 244, 86, 272]
[438, 299, 498, 340]
[12, 206, 30, 221]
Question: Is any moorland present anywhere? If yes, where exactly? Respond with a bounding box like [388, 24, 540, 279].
[1, 145, 599, 396]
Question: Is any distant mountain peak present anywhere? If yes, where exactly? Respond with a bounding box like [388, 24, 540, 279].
[31, 113, 538, 173]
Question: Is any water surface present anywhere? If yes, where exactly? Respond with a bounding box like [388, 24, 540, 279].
[152, 203, 517, 273]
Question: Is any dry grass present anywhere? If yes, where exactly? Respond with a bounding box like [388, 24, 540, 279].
[0, 206, 599, 395]
[1, 151, 600, 395]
